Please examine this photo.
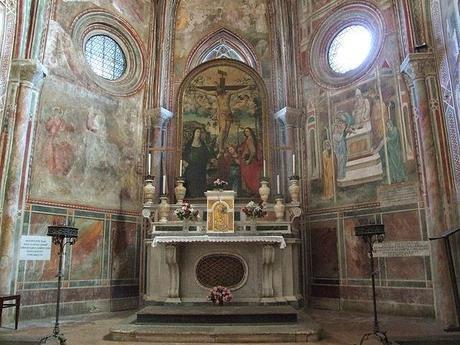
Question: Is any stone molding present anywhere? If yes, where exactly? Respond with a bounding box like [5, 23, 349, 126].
[274, 106, 302, 128]
[145, 107, 173, 128]
[9, 59, 47, 89]
[400, 53, 436, 82]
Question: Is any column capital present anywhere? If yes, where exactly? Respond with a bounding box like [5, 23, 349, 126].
[10, 59, 47, 89]
[145, 107, 173, 127]
[274, 106, 302, 128]
[400, 53, 436, 82]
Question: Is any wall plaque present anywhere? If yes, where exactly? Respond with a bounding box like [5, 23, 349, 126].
[19, 235, 52, 261]
[373, 241, 430, 258]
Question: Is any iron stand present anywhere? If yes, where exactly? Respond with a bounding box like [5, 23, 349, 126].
[38, 226, 78, 345]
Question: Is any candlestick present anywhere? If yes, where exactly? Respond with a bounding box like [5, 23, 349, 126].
[179, 159, 183, 176]
[292, 154, 295, 176]
[263, 160, 266, 177]
[163, 174, 166, 194]
[148, 152, 151, 175]
[277, 174, 280, 194]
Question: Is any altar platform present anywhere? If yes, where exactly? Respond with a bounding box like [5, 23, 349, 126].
[109, 306, 322, 343]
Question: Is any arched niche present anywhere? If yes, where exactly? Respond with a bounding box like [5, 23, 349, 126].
[185, 28, 260, 73]
[176, 59, 269, 199]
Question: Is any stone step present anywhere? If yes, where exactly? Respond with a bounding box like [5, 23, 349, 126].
[136, 305, 298, 324]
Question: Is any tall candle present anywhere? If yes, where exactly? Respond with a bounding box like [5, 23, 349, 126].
[292, 154, 296, 176]
[263, 160, 266, 177]
[163, 174, 166, 194]
[277, 174, 280, 194]
[148, 152, 151, 175]
[179, 159, 183, 176]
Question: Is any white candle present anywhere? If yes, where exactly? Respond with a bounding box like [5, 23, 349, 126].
[292, 154, 296, 176]
[148, 152, 151, 175]
[179, 159, 183, 176]
[277, 174, 280, 194]
[263, 160, 266, 177]
[163, 174, 166, 194]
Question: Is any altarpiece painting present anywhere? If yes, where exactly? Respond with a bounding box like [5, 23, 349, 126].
[177, 60, 268, 199]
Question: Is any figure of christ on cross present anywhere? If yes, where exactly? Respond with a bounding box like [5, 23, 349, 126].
[195, 70, 254, 156]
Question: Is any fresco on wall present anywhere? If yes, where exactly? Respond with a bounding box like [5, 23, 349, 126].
[111, 222, 138, 280]
[180, 64, 263, 198]
[70, 218, 104, 280]
[174, 0, 270, 77]
[29, 77, 142, 211]
[304, 66, 417, 209]
[24, 213, 66, 282]
[441, 1, 460, 127]
[57, 0, 150, 35]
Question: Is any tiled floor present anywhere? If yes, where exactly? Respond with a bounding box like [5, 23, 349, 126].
[0, 308, 457, 345]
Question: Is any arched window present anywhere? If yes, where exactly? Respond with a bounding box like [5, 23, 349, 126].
[185, 29, 259, 72]
[202, 43, 244, 62]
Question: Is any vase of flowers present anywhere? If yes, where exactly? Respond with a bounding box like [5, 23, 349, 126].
[213, 178, 228, 191]
[241, 201, 267, 222]
[208, 286, 233, 306]
[174, 202, 199, 221]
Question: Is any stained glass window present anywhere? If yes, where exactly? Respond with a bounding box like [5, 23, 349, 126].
[85, 35, 126, 80]
[328, 25, 373, 74]
[203, 44, 244, 62]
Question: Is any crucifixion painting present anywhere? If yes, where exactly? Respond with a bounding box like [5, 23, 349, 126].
[194, 69, 254, 155]
[181, 64, 263, 198]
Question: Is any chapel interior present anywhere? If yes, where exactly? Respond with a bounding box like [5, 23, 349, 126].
[0, 0, 460, 344]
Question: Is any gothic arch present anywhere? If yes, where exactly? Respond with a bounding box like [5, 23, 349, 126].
[185, 28, 260, 73]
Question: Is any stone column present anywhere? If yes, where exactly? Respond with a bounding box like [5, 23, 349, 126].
[261, 244, 275, 302]
[146, 107, 172, 199]
[274, 107, 302, 196]
[401, 53, 456, 324]
[164, 244, 180, 303]
[0, 59, 47, 295]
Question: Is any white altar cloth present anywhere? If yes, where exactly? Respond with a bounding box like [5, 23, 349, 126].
[152, 235, 286, 249]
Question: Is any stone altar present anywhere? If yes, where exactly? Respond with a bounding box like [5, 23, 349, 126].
[142, 200, 302, 306]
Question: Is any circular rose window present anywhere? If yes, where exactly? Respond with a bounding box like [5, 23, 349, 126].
[309, 3, 384, 88]
[328, 25, 373, 74]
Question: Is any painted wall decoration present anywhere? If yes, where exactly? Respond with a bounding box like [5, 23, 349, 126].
[304, 66, 416, 209]
[111, 221, 138, 280]
[29, 76, 143, 212]
[23, 213, 66, 282]
[55, 0, 151, 39]
[179, 62, 266, 198]
[433, 0, 460, 199]
[71, 217, 104, 280]
[297, 0, 418, 210]
[174, 0, 270, 77]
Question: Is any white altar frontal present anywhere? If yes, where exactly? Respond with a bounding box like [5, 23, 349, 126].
[142, 190, 303, 306]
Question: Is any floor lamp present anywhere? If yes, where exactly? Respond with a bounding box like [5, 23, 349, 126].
[39, 226, 78, 345]
[355, 224, 391, 345]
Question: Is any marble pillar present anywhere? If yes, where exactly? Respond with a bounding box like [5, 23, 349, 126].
[401, 53, 456, 324]
[0, 59, 47, 295]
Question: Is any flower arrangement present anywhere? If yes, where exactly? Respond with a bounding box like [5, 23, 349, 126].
[174, 202, 199, 221]
[213, 178, 228, 189]
[208, 286, 233, 305]
[242, 201, 267, 221]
